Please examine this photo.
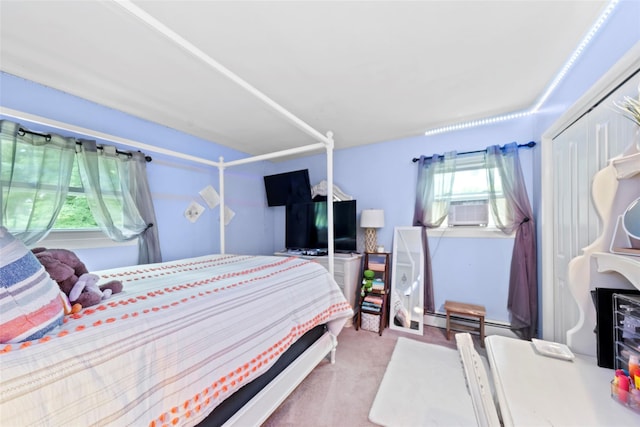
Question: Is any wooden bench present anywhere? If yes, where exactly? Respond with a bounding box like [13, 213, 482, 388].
[444, 300, 486, 347]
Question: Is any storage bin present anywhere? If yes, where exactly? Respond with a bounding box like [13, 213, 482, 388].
[613, 294, 640, 415]
[361, 313, 380, 333]
[611, 380, 640, 413]
[614, 294, 640, 372]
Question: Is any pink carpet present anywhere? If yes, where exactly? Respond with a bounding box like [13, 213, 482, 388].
[262, 325, 463, 427]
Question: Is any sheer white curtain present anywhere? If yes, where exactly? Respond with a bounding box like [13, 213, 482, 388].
[1, 120, 161, 264]
[0, 120, 75, 245]
[76, 140, 161, 264]
[486, 142, 537, 340]
[412, 152, 456, 312]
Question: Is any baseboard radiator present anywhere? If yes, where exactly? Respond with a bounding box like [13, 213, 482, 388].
[424, 312, 517, 339]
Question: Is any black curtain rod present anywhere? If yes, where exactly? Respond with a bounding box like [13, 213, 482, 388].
[17, 127, 153, 162]
[412, 141, 536, 163]
[17, 127, 50, 140]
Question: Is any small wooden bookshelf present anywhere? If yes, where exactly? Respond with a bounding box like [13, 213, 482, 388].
[355, 252, 391, 336]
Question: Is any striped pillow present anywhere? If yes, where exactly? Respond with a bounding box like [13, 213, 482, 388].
[0, 227, 64, 343]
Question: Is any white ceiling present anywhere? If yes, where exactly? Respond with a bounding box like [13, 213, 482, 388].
[0, 1, 608, 156]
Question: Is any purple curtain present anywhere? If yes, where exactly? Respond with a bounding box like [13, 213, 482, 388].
[486, 143, 537, 340]
[412, 152, 456, 313]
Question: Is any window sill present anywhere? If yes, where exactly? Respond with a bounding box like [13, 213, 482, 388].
[426, 226, 514, 239]
[34, 230, 136, 250]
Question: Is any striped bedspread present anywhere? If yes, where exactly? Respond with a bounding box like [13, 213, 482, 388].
[0, 254, 353, 426]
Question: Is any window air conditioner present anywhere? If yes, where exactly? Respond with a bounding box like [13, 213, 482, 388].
[448, 201, 489, 226]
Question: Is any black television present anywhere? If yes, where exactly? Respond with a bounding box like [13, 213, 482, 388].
[263, 169, 312, 207]
[286, 200, 357, 253]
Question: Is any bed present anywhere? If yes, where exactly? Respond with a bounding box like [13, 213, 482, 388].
[0, 3, 352, 424]
[0, 252, 353, 426]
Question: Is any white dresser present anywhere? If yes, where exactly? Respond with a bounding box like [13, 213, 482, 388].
[274, 252, 362, 325]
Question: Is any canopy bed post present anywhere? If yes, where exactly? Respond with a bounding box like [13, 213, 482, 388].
[326, 131, 335, 276]
[221, 142, 336, 274]
[219, 156, 226, 254]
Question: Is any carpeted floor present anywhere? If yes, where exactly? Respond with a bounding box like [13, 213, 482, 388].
[262, 325, 478, 427]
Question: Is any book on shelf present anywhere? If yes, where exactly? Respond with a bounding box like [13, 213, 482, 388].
[361, 301, 381, 312]
[371, 281, 384, 291]
[368, 262, 385, 272]
[364, 295, 383, 305]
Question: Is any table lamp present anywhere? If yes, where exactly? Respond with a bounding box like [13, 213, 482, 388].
[360, 209, 385, 253]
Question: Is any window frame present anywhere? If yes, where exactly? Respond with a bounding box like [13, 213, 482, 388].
[426, 225, 513, 239]
[2, 142, 135, 249]
[37, 229, 136, 250]
[427, 153, 514, 239]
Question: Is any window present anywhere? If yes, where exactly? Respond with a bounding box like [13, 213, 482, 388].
[55, 156, 138, 232]
[433, 154, 510, 237]
[44, 158, 135, 249]
[450, 156, 499, 204]
[1, 121, 155, 259]
[53, 157, 98, 230]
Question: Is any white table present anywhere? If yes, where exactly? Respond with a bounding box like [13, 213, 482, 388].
[486, 335, 639, 426]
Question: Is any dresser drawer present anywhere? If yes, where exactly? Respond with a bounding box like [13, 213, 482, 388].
[314, 257, 345, 274]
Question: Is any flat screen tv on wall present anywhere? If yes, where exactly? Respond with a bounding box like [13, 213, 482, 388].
[286, 200, 357, 253]
[263, 169, 312, 207]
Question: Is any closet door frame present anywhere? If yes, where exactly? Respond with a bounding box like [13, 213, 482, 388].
[541, 42, 640, 343]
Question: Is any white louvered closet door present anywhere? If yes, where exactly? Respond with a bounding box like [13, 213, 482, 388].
[551, 73, 639, 345]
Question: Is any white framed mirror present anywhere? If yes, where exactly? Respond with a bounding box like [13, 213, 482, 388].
[623, 197, 640, 241]
[390, 226, 424, 335]
[611, 197, 640, 255]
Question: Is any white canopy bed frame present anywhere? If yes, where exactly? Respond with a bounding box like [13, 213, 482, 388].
[0, 2, 344, 424]
[0, 0, 339, 275]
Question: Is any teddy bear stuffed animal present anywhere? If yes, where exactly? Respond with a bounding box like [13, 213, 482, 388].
[68, 273, 123, 307]
[32, 247, 88, 296]
[32, 247, 123, 309]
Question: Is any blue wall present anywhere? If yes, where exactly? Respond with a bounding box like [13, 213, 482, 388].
[0, 73, 281, 267]
[280, 112, 535, 322]
[1, 0, 638, 323]
[272, 0, 640, 323]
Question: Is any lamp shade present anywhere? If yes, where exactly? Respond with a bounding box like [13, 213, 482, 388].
[360, 209, 385, 228]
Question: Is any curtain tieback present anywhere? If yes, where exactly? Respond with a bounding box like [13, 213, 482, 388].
[144, 223, 154, 231]
[520, 217, 530, 224]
